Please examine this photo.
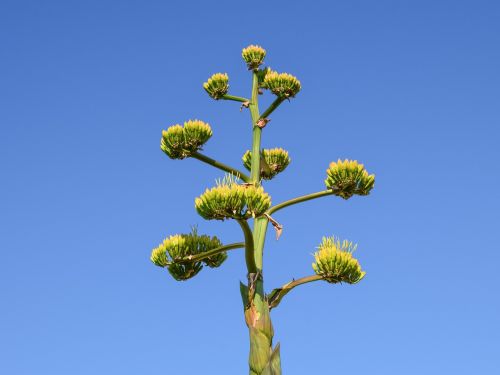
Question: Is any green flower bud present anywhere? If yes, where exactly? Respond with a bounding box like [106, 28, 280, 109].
[150, 230, 227, 281]
[263, 70, 301, 98]
[203, 73, 229, 100]
[312, 237, 365, 284]
[195, 179, 271, 220]
[325, 159, 375, 199]
[256, 67, 271, 89]
[161, 119, 213, 159]
[150, 245, 169, 267]
[242, 148, 291, 180]
[242, 45, 266, 70]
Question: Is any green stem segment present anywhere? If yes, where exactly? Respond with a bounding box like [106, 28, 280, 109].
[222, 94, 250, 103]
[191, 151, 251, 182]
[259, 97, 284, 120]
[250, 73, 262, 183]
[173, 242, 245, 264]
[267, 275, 323, 310]
[267, 190, 334, 215]
[238, 220, 257, 274]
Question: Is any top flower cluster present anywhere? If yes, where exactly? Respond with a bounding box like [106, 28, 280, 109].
[203, 45, 301, 100]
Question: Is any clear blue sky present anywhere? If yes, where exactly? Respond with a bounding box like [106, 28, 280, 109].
[1, 1, 499, 374]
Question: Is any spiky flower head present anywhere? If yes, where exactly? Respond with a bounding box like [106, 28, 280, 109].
[195, 176, 271, 220]
[312, 237, 365, 284]
[161, 119, 213, 159]
[263, 70, 301, 98]
[242, 148, 291, 180]
[242, 45, 266, 70]
[150, 229, 226, 281]
[325, 159, 375, 199]
[203, 73, 229, 100]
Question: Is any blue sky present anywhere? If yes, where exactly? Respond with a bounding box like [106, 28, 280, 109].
[1, 1, 499, 374]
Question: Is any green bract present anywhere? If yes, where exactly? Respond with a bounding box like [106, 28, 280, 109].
[312, 237, 365, 284]
[242, 45, 266, 70]
[150, 230, 226, 281]
[263, 70, 301, 98]
[161, 120, 213, 159]
[325, 159, 375, 199]
[203, 73, 229, 100]
[195, 180, 271, 220]
[242, 148, 291, 180]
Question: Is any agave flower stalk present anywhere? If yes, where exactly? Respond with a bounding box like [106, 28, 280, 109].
[149, 44, 375, 374]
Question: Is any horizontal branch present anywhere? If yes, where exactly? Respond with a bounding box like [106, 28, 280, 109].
[266, 190, 334, 215]
[173, 242, 245, 264]
[191, 151, 251, 182]
[222, 94, 250, 103]
[267, 275, 323, 310]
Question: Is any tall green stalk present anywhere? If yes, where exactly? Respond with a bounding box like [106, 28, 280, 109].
[244, 70, 278, 375]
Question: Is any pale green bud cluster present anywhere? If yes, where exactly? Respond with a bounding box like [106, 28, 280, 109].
[263, 70, 301, 98]
[203, 73, 229, 100]
[242, 45, 266, 70]
[150, 230, 226, 281]
[256, 67, 271, 89]
[312, 237, 365, 284]
[325, 159, 375, 199]
[242, 148, 291, 180]
[161, 120, 213, 159]
[195, 180, 271, 220]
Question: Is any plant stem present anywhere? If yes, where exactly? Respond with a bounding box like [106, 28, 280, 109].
[267, 190, 334, 215]
[238, 220, 257, 274]
[244, 70, 279, 375]
[249, 72, 262, 183]
[259, 97, 284, 120]
[191, 151, 251, 182]
[267, 275, 323, 310]
[277, 274, 323, 290]
[222, 94, 250, 103]
[174, 242, 245, 264]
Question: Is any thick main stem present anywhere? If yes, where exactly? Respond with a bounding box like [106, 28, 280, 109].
[244, 71, 279, 375]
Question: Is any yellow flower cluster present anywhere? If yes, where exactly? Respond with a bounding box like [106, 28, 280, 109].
[263, 70, 301, 98]
[242, 148, 291, 180]
[195, 181, 271, 220]
[312, 237, 365, 284]
[161, 119, 213, 159]
[150, 230, 226, 281]
[203, 73, 229, 100]
[242, 44, 266, 70]
[325, 159, 375, 199]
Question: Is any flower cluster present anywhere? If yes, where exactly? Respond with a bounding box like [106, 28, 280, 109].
[242, 45, 266, 70]
[263, 70, 301, 98]
[150, 229, 226, 281]
[312, 237, 365, 284]
[195, 178, 271, 220]
[161, 120, 213, 159]
[203, 73, 229, 100]
[242, 148, 291, 180]
[325, 159, 375, 199]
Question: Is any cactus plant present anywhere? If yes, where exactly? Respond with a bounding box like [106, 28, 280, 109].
[150, 44, 375, 374]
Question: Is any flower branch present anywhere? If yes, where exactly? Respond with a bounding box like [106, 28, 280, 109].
[267, 190, 334, 215]
[267, 275, 323, 310]
[191, 151, 251, 182]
